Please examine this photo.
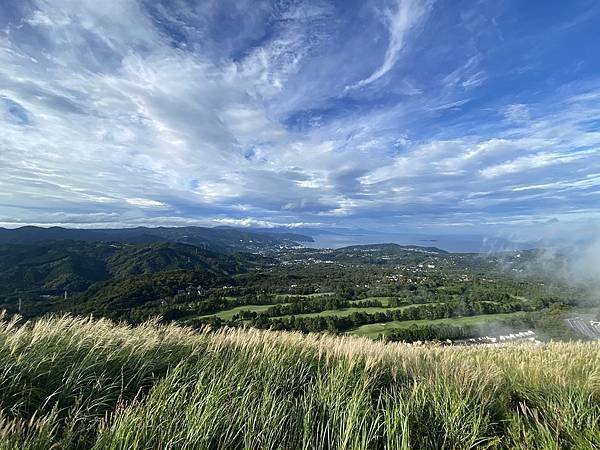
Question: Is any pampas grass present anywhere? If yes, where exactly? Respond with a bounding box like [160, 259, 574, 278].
[0, 313, 598, 449]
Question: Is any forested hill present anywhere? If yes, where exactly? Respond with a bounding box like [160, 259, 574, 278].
[336, 243, 448, 254]
[0, 241, 256, 301]
[278, 243, 457, 266]
[0, 225, 313, 252]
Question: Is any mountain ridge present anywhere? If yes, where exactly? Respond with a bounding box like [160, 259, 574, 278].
[0, 225, 313, 251]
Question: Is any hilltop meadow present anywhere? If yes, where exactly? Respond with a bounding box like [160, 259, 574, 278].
[3, 0, 600, 446]
[0, 313, 598, 449]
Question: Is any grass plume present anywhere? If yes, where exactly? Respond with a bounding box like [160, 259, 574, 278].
[0, 312, 598, 449]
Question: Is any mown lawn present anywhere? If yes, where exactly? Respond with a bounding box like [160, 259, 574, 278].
[188, 303, 289, 321]
[350, 311, 529, 338]
[186, 296, 397, 322]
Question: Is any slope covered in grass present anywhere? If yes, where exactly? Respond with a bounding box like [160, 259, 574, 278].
[0, 313, 598, 449]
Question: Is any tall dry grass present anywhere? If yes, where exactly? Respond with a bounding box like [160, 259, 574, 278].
[0, 312, 598, 449]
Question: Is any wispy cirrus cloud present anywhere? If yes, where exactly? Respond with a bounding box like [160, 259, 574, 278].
[346, 0, 433, 90]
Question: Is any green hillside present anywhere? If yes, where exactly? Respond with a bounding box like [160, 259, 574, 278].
[0, 225, 313, 252]
[0, 241, 252, 310]
[1, 237, 585, 341]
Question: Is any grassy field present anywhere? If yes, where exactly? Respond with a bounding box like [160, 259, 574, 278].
[192, 296, 406, 322]
[196, 304, 287, 320]
[1, 313, 599, 449]
[350, 312, 528, 338]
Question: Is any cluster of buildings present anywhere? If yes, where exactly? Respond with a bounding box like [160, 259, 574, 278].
[454, 330, 541, 346]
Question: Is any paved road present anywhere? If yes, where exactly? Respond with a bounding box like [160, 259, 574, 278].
[565, 317, 600, 339]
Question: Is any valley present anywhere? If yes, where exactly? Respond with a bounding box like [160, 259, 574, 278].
[1, 227, 594, 343]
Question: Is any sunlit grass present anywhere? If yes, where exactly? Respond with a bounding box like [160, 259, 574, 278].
[350, 311, 529, 338]
[192, 303, 286, 321]
[0, 312, 598, 449]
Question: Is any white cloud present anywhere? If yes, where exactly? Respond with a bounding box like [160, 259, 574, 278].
[236, 1, 331, 98]
[347, 0, 433, 89]
[125, 198, 167, 208]
[503, 103, 530, 123]
[211, 218, 324, 228]
[461, 71, 486, 88]
[480, 150, 594, 179]
[425, 98, 470, 112]
[1, 0, 600, 234]
[220, 106, 285, 145]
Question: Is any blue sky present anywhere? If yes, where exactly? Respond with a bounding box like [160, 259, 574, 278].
[1, 0, 599, 241]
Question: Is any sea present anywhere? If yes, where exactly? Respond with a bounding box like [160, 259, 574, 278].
[304, 232, 535, 254]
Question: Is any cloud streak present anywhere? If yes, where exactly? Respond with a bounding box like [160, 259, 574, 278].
[347, 0, 432, 89]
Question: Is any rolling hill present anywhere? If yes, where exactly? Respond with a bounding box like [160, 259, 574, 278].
[0, 225, 313, 252]
[0, 240, 254, 301]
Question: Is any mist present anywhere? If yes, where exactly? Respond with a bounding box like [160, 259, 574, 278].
[525, 231, 600, 304]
